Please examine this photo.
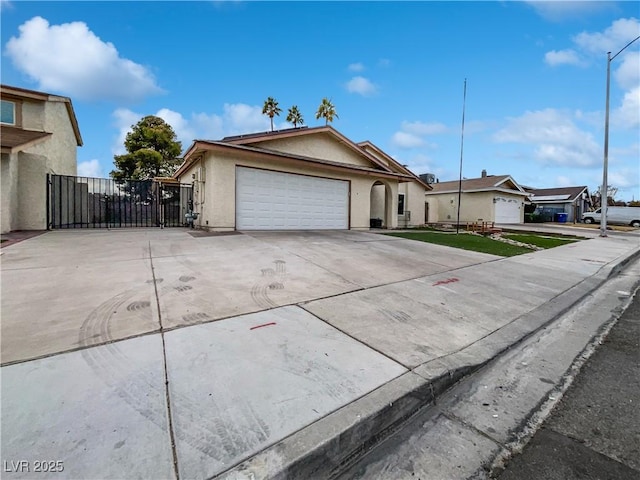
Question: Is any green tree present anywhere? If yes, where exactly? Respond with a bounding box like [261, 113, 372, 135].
[286, 105, 304, 127]
[315, 97, 338, 125]
[111, 115, 182, 180]
[262, 97, 282, 131]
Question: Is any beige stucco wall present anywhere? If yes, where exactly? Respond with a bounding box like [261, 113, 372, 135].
[178, 151, 399, 231]
[16, 152, 48, 230]
[1, 153, 19, 233]
[21, 101, 45, 130]
[460, 191, 496, 223]
[32, 100, 78, 176]
[359, 145, 427, 227]
[425, 191, 525, 224]
[400, 181, 426, 227]
[1, 98, 79, 232]
[425, 196, 439, 223]
[250, 134, 373, 168]
[426, 191, 494, 223]
[360, 146, 391, 168]
[370, 183, 385, 223]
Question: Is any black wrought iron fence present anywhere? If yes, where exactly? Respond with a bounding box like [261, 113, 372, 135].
[47, 175, 193, 229]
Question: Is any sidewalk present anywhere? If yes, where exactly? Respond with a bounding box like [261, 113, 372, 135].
[496, 222, 637, 237]
[496, 283, 640, 480]
[1, 230, 639, 479]
[335, 250, 640, 480]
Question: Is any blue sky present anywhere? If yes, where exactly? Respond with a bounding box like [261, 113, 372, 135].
[1, 1, 639, 200]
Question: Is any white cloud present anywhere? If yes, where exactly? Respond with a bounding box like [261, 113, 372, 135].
[608, 168, 640, 190]
[378, 58, 391, 68]
[554, 176, 574, 187]
[611, 142, 640, 158]
[112, 108, 142, 155]
[526, 1, 615, 22]
[613, 85, 640, 128]
[391, 120, 449, 150]
[493, 109, 600, 167]
[540, 18, 640, 148]
[391, 131, 425, 149]
[404, 153, 436, 176]
[543, 18, 640, 91]
[222, 103, 269, 133]
[345, 76, 378, 96]
[401, 121, 447, 136]
[191, 112, 224, 139]
[156, 108, 196, 145]
[574, 17, 640, 55]
[544, 49, 584, 67]
[0, 0, 13, 11]
[348, 62, 365, 72]
[77, 159, 103, 178]
[614, 51, 640, 90]
[5, 16, 163, 102]
[464, 120, 492, 134]
[111, 103, 270, 156]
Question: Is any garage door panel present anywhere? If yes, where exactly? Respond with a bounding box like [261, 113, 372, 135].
[236, 167, 349, 230]
[494, 197, 521, 224]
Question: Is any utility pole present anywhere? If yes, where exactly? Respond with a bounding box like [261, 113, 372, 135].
[456, 79, 467, 234]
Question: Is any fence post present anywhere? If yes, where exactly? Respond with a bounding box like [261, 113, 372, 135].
[46, 174, 51, 230]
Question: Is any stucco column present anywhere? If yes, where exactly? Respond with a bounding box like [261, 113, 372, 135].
[386, 181, 399, 229]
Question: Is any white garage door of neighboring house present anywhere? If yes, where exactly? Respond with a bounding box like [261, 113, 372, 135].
[236, 167, 349, 230]
[494, 197, 521, 224]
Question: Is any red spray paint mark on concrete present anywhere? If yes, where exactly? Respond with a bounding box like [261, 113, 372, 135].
[432, 278, 459, 287]
[250, 322, 277, 330]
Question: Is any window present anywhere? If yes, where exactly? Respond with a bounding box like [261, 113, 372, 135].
[1, 100, 15, 125]
[398, 193, 405, 215]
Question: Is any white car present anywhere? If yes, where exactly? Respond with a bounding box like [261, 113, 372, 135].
[582, 206, 640, 228]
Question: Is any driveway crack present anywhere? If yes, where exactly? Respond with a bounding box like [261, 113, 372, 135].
[149, 241, 180, 480]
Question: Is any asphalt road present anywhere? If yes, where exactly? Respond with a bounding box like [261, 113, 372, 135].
[495, 290, 640, 480]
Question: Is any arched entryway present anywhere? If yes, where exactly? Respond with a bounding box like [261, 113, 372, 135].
[370, 180, 393, 228]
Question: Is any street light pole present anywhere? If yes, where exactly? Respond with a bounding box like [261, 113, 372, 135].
[600, 51, 611, 237]
[600, 35, 640, 237]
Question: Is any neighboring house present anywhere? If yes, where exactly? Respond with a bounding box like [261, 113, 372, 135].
[525, 186, 591, 223]
[425, 170, 529, 224]
[1, 85, 83, 233]
[174, 126, 429, 231]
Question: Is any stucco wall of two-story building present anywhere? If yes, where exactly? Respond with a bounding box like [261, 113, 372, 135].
[2, 97, 78, 232]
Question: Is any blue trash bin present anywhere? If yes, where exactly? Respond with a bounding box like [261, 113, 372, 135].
[555, 213, 568, 223]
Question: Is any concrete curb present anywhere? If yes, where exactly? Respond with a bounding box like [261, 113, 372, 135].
[608, 243, 640, 278]
[215, 246, 639, 480]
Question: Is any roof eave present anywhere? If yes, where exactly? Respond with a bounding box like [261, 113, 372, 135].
[224, 125, 396, 174]
[357, 140, 431, 189]
[426, 186, 529, 196]
[0, 132, 53, 153]
[1, 85, 83, 146]
[176, 140, 414, 182]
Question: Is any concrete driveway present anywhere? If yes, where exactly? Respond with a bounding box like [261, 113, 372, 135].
[2, 228, 638, 480]
[1, 229, 497, 365]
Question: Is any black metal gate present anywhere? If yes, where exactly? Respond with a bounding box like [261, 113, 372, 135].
[47, 175, 193, 229]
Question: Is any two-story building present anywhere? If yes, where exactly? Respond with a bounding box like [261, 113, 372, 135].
[1, 85, 83, 233]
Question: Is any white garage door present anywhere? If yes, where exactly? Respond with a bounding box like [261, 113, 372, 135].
[236, 167, 349, 230]
[494, 197, 521, 224]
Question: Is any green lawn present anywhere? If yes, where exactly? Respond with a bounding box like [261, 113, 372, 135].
[385, 231, 532, 257]
[503, 233, 579, 249]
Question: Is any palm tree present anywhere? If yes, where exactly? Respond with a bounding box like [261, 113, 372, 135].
[315, 98, 338, 125]
[262, 97, 282, 131]
[286, 106, 304, 128]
